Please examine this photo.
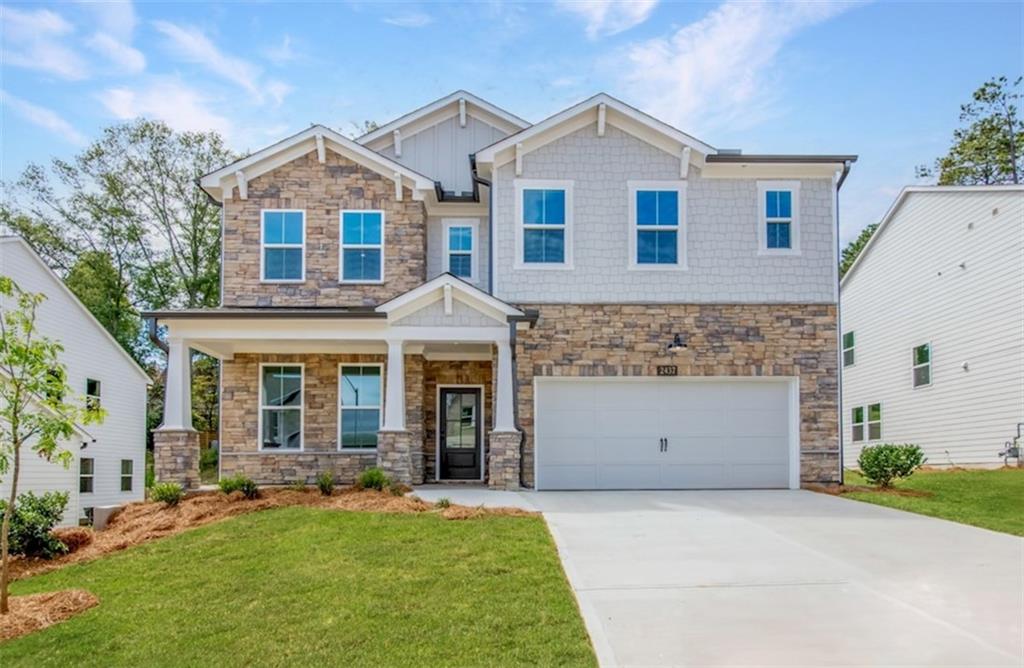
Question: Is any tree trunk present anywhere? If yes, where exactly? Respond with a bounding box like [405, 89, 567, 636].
[0, 438, 21, 615]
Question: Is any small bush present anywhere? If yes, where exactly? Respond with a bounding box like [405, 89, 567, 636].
[316, 471, 335, 496]
[219, 474, 259, 499]
[434, 497, 451, 509]
[356, 467, 391, 491]
[286, 481, 308, 492]
[858, 444, 926, 487]
[151, 482, 184, 506]
[0, 491, 70, 559]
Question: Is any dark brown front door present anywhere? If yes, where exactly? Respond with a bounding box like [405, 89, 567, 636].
[439, 388, 482, 480]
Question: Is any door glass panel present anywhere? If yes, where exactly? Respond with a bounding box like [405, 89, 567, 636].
[444, 392, 476, 449]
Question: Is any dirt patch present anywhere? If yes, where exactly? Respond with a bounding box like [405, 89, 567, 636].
[9, 487, 536, 581]
[806, 482, 932, 498]
[0, 589, 98, 642]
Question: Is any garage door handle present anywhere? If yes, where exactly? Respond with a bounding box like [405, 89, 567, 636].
[659, 437, 666, 452]
[664, 438, 669, 452]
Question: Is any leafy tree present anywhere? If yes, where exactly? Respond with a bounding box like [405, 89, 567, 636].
[0, 277, 103, 613]
[839, 222, 879, 278]
[64, 251, 142, 360]
[347, 120, 380, 139]
[918, 76, 1023, 185]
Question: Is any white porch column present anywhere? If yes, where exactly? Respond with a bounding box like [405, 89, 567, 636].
[494, 340, 516, 432]
[160, 336, 193, 431]
[382, 339, 406, 430]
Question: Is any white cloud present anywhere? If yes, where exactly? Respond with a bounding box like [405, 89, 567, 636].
[152, 20, 290, 105]
[86, 32, 146, 73]
[383, 11, 434, 28]
[557, 0, 658, 39]
[101, 78, 233, 137]
[265, 35, 296, 64]
[619, 1, 856, 133]
[84, 0, 138, 42]
[0, 89, 87, 145]
[0, 7, 89, 80]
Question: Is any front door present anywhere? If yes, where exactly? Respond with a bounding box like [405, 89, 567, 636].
[439, 388, 482, 480]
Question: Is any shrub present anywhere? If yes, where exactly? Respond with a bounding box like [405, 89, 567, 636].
[219, 474, 259, 499]
[316, 471, 335, 497]
[356, 467, 390, 491]
[858, 444, 926, 487]
[0, 491, 70, 558]
[151, 482, 185, 506]
[434, 497, 451, 509]
[287, 481, 308, 492]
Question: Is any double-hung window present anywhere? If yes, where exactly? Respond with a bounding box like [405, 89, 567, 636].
[80, 457, 94, 493]
[260, 365, 303, 450]
[519, 181, 570, 265]
[120, 459, 134, 492]
[444, 219, 477, 282]
[262, 210, 305, 281]
[852, 404, 882, 442]
[339, 365, 382, 450]
[757, 181, 800, 253]
[630, 182, 685, 267]
[842, 331, 855, 367]
[340, 210, 384, 282]
[86, 378, 101, 411]
[867, 403, 882, 440]
[912, 343, 931, 387]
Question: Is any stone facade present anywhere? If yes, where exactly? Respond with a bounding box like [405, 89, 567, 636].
[377, 431, 414, 484]
[154, 429, 201, 490]
[222, 150, 427, 307]
[487, 431, 521, 490]
[514, 303, 840, 488]
[422, 360, 494, 481]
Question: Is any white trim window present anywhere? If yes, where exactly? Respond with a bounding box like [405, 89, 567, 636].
[260, 364, 303, 450]
[867, 403, 882, 440]
[912, 343, 931, 388]
[339, 365, 382, 450]
[80, 457, 94, 493]
[120, 459, 134, 492]
[515, 179, 573, 267]
[86, 378, 101, 411]
[842, 331, 855, 367]
[628, 181, 687, 269]
[261, 210, 305, 282]
[443, 219, 478, 282]
[340, 210, 384, 283]
[757, 181, 800, 254]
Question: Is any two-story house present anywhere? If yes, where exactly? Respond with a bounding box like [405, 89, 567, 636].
[146, 91, 855, 490]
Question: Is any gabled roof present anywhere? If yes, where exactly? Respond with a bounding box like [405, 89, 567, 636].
[199, 125, 437, 203]
[474, 93, 717, 168]
[376, 273, 524, 322]
[840, 185, 1024, 287]
[357, 90, 530, 147]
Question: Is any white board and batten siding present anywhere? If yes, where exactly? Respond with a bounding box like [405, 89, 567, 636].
[840, 187, 1024, 467]
[0, 238, 149, 525]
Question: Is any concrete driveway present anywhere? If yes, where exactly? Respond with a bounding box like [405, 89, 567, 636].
[529, 490, 1024, 667]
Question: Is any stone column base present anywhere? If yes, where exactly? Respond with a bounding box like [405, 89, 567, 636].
[377, 430, 413, 484]
[488, 431, 521, 490]
[154, 429, 201, 490]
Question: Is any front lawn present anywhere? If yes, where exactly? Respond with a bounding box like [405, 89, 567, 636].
[842, 467, 1024, 536]
[1, 507, 596, 667]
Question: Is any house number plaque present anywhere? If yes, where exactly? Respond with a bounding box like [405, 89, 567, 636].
[656, 365, 678, 376]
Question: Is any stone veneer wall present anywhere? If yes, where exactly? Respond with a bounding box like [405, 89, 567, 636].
[422, 360, 494, 481]
[221, 150, 427, 307]
[153, 429, 201, 490]
[514, 303, 840, 488]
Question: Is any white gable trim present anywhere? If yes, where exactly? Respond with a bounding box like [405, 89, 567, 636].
[0, 237, 151, 385]
[376, 274, 523, 323]
[199, 126, 435, 203]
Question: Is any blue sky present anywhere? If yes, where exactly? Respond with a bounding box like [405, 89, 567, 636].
[1, 1, 1021, 244]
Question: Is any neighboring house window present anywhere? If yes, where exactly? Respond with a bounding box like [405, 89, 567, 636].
[340, 210, 384, 282]
[339, 365, 382, 450]
[912, 343, 931, 387]
[262, 210, 305, 281]
[629, 182, 686, 268]
[45, 368, 65, 402]
[120, 459, 134, 492]
[842, 331, 855, 367]
[80, 457, 94, 493]
[86, 378, 101, 410]
[517, 181, 572, 266]
[851, 407, 864, 442]
[443, 219, 478, 282]
[260, 365, 303, 450]
[867, 403, 882, 440]
[757, 181, 800, 253]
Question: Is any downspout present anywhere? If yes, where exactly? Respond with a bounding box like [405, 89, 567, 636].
[835, 159, 853, 485]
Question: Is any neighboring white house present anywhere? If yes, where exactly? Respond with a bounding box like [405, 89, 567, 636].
[0, 237, 149, 525]
[840, 186, 1024, 468]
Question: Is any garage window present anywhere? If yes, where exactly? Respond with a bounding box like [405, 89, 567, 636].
[851, 406, 864, 442]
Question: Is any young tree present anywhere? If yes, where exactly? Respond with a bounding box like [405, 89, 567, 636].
[839, 222, 879, 278]
[0, 277, 103, 613]
[918, 76, 1024, 185]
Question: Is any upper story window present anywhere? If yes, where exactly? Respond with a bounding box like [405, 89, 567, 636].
[262, 210, 305, 282]
[912, 343, 931, 388]
[628, 182, 686, 269]
[86, 378, 101, 410]
[757, 181, 800, 254]
[842, 331, 855, 367]
[260, 364, 303, 450]
[341, 211, 384, 283]
[444, 219, 478, 282]
[338, 365, 382, 450]
[516, 180, 572, 267]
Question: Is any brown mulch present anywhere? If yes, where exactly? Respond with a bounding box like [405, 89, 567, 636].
[806, 482, 932, 498]
[0, 589, 98, 642]
[8, 487, 536, 581]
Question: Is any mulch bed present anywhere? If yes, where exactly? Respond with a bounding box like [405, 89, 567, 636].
[0, 589, 98, 642]
[806, 482, 932, 498]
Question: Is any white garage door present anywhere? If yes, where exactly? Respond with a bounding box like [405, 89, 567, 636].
[534, 379, 795, 490]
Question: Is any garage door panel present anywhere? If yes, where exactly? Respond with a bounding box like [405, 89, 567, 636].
[726, 436, 790, 463]
[595, 409, 661, 438]
[660, 464, 727, 489]
[598, 464, 663, 489]
[595, 437, 661, 464]
[541, 437, 596, 466]
[660, 409, 728, 437]
[728, 409, 789, 437]
[727, 463, 788, 488]
[543, 384, 596, 410]
[542, 410, 599, 438]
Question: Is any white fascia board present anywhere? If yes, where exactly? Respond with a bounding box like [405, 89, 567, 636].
[701, 163, 842, 180]
[376, 274, 524, 319]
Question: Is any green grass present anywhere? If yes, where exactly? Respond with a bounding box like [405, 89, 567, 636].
[843, 468, 1024, 536]
[1, 507, 596, 667]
